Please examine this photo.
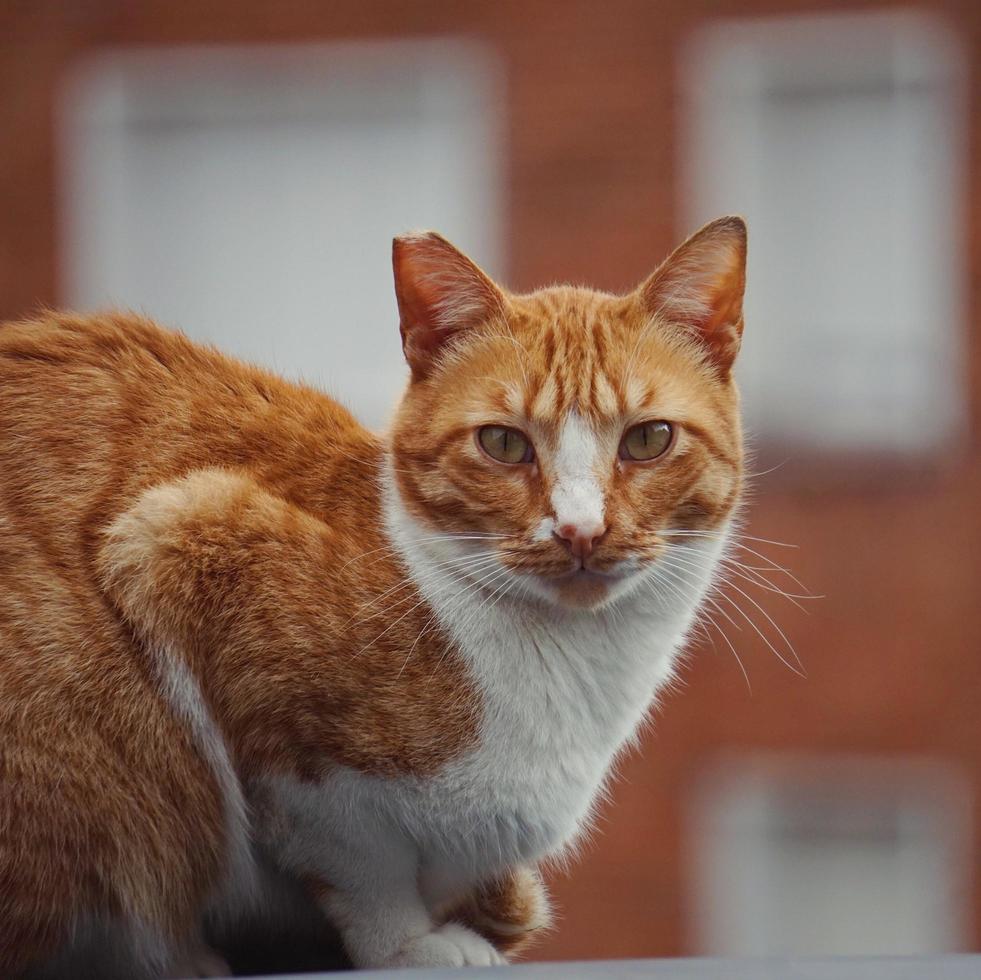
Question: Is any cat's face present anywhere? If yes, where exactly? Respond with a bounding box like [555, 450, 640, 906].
[388, 219, 745, 612]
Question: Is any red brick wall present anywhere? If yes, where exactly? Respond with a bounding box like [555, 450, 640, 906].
[2, 0, 980, 962]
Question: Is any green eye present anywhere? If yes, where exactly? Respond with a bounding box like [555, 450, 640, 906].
[477, 426, 534, 464]
[619, 421, 673, 462]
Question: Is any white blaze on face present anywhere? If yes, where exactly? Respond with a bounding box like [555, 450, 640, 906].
[550, 412, 606, 536]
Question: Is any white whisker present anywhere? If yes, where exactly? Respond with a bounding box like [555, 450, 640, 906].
[661, 527, 799, 550]
[653, 542, 803, 680]
[348, 550, 509, 630]
[703, 611, 751, 693]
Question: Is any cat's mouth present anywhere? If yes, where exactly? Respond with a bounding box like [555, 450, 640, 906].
[493, 548, 641, 610]
[554, 567, 621, 583]
[542, 567, 629, 609]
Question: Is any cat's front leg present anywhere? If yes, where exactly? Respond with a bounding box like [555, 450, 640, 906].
[442, 865, 553, 957]
[295, 832, 505, 969]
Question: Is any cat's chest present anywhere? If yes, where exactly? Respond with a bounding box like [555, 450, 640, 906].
[255, 603, 685, 892]
[457, 602, 681, 758]
[411, 608, 682, 864]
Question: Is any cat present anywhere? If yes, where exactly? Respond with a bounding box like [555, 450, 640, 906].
[0, 216, 746, 976]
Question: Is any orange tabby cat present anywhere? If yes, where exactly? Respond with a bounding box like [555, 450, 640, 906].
[0, 217, 746, 976]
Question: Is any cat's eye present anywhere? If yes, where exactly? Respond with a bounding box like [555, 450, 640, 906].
[477, 425, 534, 465]
[619, 421, 673, 462]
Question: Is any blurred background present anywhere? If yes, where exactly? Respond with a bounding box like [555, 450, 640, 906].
[1, 0, 979, 966]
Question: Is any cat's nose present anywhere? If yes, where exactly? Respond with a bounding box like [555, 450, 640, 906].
[554, 521, 607, 561]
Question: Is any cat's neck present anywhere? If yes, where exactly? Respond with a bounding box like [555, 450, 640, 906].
[380, 458, 720, 753]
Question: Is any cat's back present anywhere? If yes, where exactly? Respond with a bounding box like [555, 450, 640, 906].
[0, 308, 234, 419]
[0, 309, 368, 455]
[0, 310, 376, 524]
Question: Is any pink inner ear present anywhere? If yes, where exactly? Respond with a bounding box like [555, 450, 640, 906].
[395, 244, 478, 334]
[702, 267, 745, 336]
[393, 232, 506, 378]
[640, 217, 747, 374]
[393, 246, 443, 351]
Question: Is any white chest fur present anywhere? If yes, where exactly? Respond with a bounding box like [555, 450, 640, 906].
[409, 599, 689, 876]
[257, 480, 723, 928]
[255, 485, 726, 905]
[258, 596, 700, 907]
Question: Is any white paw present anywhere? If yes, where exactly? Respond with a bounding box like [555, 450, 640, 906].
[385, 922, 506, 968]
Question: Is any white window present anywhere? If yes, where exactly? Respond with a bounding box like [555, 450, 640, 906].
[681, 11, 966, 454]
[59, 42, 502, 428]
[689, 755, 971, 955]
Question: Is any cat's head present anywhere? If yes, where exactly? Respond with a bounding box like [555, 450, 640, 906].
[387, 218, 746, 612]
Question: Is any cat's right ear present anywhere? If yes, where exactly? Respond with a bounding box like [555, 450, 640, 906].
[393, 232, 507, 381]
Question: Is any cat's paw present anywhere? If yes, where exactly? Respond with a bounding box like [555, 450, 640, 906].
[384, 922, 506, 968]
[447, 865, 553, 957]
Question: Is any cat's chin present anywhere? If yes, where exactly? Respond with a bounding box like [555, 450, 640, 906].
[534, 569, 630, 612]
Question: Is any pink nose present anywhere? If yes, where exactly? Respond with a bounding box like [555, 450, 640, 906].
[554, 522, 607, 561]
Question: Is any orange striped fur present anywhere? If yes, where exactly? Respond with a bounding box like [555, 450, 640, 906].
[0, 217, 746, 974]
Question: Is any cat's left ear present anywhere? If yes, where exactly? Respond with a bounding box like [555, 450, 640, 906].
[638, 216, 747, 377]
[393, 232, 507, 381]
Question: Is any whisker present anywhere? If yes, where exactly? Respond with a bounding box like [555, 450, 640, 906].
[652, 554, 794, 684]
[661, 528, 799, 550]
[647, 564, 695, 609]
[744, 457, 792, 479]
[717, 558, 817, 608]
[348, 551, 500, 621]
[358, 584, 452, 658]
[338, 533, 510, 573]
[702, 611, 752, 693]
[346, 551, 508, 629]
[716, 575, 806, 674]
[713, 587, 805, 677]
[653, 557, 742, 632]
[662, 530, 813, 594]
[663, 547, 817, 608]
[484, 567, 519, 614]
[660, 567, 753, 693]
[724, 542, 812, 593]
[417, 563, 518, 679]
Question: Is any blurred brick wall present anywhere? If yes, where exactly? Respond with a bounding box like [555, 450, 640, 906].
[1, 0, 980, 964]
